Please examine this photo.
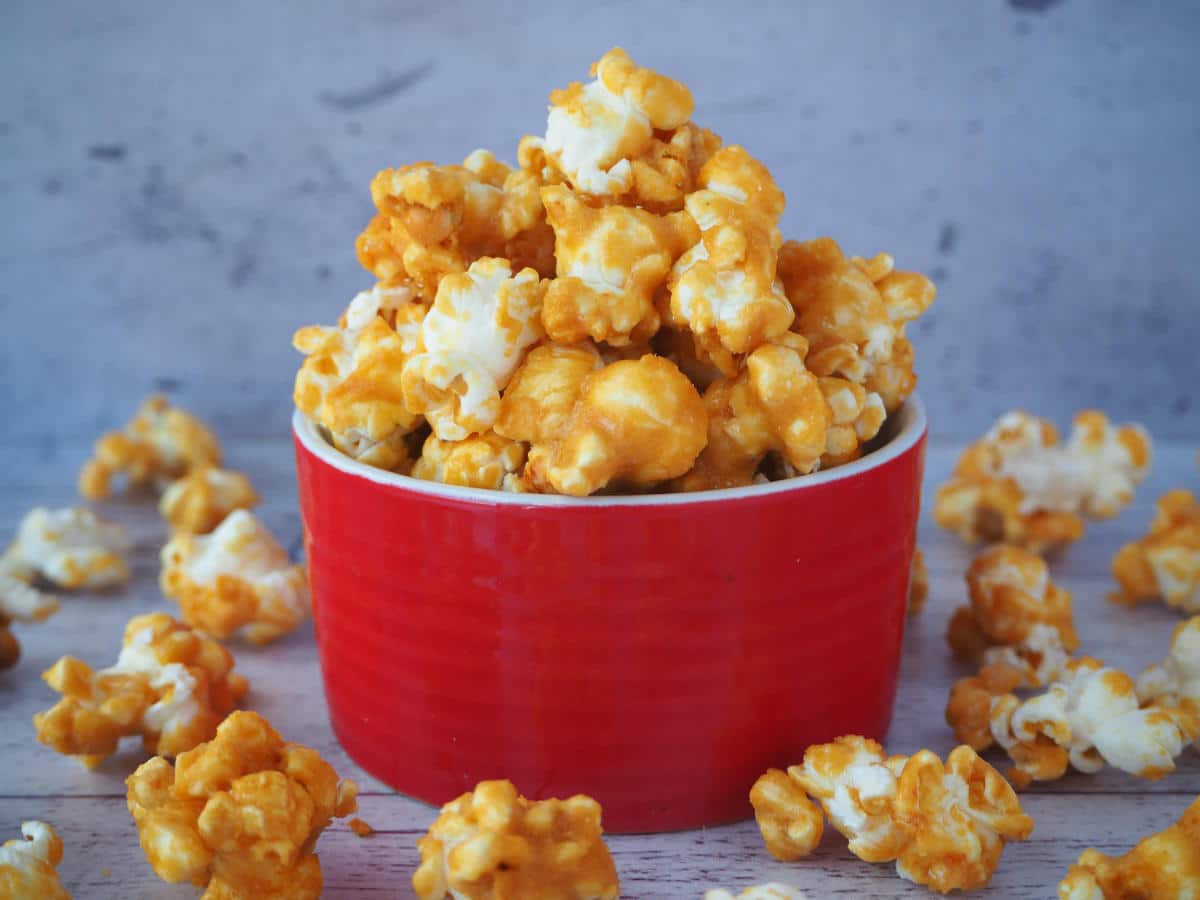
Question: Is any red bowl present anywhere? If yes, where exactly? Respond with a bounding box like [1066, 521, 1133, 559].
[293, 396, 926, 833]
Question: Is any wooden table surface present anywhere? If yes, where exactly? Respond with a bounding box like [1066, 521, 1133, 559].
[2, 437, 1197, 899]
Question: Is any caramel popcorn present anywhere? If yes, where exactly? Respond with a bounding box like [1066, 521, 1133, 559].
[411, 431, 526, 490]
[524, 354, 707, 496]
[705, 886, 809, 900]
[541, 184, 695, 346]
[494, 343, 603, 445]
[160, 510, 309, 644]
[1057, 795, 1200, 899]
[1136, 615, 1200, 744]
[412, 779, 619, 900]
[402, 257, 547, 441]
[934, 410, 1152, 553]
[946, 660, 1029, 751]
[1111, 489, 1200, 614]
[987, 657, 1198, 788]
[947, 545, 1078, 662]
[749, 736, 1032, 893]
[2, 506, 130, 595]
[34, 612, 248, 767]
[908, 546, 928, 616]
[79, 394, 221, 499]
[293, 284, 425, 470]
[0, 821, 71, 899]
[160, 466, 260, 534]
[1, 541, 61, 669]
[126, 710, 358, 899]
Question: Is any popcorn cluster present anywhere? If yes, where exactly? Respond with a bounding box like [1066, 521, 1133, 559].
[34, 612, 248, 767]
[126, 710, 358, 899]
[0, 821, 72, 900]
[1111, 488, 1200, 614]
[160, 509, 310, 644]
[294, 48, 935, 495]
[159, 466, 260, 535]
[1057, 795, 1200, 899]
[749, 736, 1033, 893]
[412, 778, 619, 900]
[935, 411, 1151, 553]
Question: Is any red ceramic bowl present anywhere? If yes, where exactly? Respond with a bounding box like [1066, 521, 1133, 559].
[294, 396, 926, 833]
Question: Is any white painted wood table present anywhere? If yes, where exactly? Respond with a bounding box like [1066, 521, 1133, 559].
[3, 438, 1197, 898]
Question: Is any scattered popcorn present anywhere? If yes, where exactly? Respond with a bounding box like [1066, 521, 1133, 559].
[494, 343, 602, 445]
[2, 506, 129, 594]
[987, 657, 1199, 788]
[33, 612, 248, 767]
[1136, 615, 1200, 745]
[749, 736, 1032, 893]
[934, 410, 1152, 553]
[908, 546, 928, 617]
[1057, 794, 1200, 899]
[705, 885, 808, 900]
[411, 431, 526, 490]
[541, 184, 696, 346]
[402, 257, 546, 441]
[524, 354, 707, 496]
[126, 710, 358, 899]
[947, 545, 1078, 662]
[412, 779, 619, 900]
[160, 510, 309, 644]
[78, 394, 221, 499]
[667, 145, 794, 366]
[1111, 489, 1200, 614]
[0, 821, 71, 900]
[293, 285, 425, 471]
[159, 466, 260, 534]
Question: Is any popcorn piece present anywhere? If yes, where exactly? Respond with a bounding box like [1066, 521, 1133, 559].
[1136, 615, 1200, 744]
[0, 821, 71, 900]
[523, 355, 706, 496]
[541, 185, 696, 346]
[357, 151, 553, 296]
[33, 612, 248, 768]
[908, 547, 928, 617]
[126, 710, 358, 899]
[412, 779, 619, 900]
[779, 237, 935, 414]
[1057, 795, 1200, 900]
[705, 886, 808, 900]
[0, 514, 66, 669]
[160, 467, 260, 535]
[494, 343, 603, 445]
[160, 510, 309, 644]
[667, 146, 793, 366]
[539, 47, 694, 200]
[411, 432, 526, 491]
[947, 660, 1029, 751]
[293, 284, 425, 471]
[947, 545, 1079, 663]
[934, 410, 1152, 553]
[79, 394, 221, 499]
[988, 657, 1199, 788]
[676, 336, 829, 491]
[402, 257, 546, 441]
[749, 737, 1031, 893]
[1111, 489, 1200, 614]
[2, 506, 130, 595]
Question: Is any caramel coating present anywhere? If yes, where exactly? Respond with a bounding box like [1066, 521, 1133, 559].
[412, 432, 526, 491]
[79, 395, 221, 499]
[1058, 795, 1200, 899]
[0, 821, 71, 899]
[34, 612, 247, 768]
[748, 769, 823, 862]
[1136, 615, 1200, 746]
[412, 779, 619, 900]
[524, 354, 707, 496]
[1111, 489, 1200, 614]
[494, 343, 603, 445]
[160, 510, 309, 645]
[160, 467, 260, 535]
[126, 710, 357, 899]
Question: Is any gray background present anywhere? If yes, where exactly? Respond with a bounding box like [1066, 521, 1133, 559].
[3, 0, 1198, 445]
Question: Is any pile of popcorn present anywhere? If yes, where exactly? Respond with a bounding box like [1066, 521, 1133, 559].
[293, 47, 936, 496]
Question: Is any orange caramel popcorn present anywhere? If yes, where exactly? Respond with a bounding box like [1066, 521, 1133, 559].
[34, 613, 247, 767]
[294, 48, 936, 495]
[126, 710, 357, 899]
[749, 736, 1032, 893]
[412, 779, 619, 900]
[1111, 489, 1200, 614]
[79, 394, 221, 499]
[160, 466, 260, 535]
[0, 821, 71, 900]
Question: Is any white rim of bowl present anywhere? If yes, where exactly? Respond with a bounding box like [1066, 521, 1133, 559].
[293, 393, 926, 508]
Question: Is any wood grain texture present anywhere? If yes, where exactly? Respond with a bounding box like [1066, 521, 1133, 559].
[1, 441, 1198, 898]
